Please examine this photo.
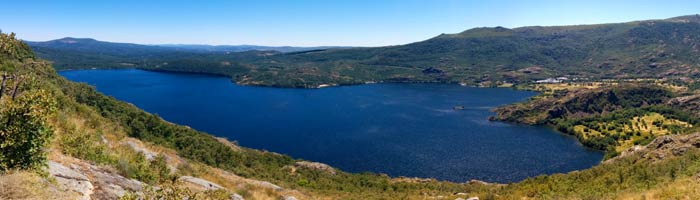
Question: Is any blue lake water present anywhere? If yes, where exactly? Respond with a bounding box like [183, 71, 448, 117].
[60, 69, 602, 183]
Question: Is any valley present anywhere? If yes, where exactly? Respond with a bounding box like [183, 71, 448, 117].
[3, 12, 700, 200]
[59, 69, 603, 183]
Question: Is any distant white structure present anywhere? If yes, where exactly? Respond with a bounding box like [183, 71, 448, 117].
[535, 77, 569, 83]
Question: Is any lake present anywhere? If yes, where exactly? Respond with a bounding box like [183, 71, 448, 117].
[60, 69, 602, 183]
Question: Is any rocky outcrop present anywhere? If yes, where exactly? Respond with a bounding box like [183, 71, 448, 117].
[642, 134, 700, 161]
[294, 161, 336, 175]
[48, 157, 145, 200]
[179, 176, 224, 190]
[667, 94, 700, 116]
[608, 133, 700, 163]
[254, 180, 283, 191]
[87, 165, 144, 199]
[48, 161, 94, 200]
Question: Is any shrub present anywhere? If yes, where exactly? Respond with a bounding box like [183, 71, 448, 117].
[114, 146, 173, 184]
[58, 128, 113, 165]
[0, 89, 57, 170]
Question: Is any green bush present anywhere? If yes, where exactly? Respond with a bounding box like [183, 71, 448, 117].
[0, 89, 57, 170]
[114, 148, 173, 184]
[58, 127, 113, 165]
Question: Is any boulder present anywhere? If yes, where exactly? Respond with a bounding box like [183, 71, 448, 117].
[283, 196, 298, 200]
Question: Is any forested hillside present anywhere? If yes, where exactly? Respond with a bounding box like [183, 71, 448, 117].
[29, 15, 700, 88]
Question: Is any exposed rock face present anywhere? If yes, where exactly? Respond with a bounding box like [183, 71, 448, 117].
[254, 180, 283, 191]
[643, 134, 700, 161]
[88, 165, 144, 199]
[283, 196, 298, 200]
[667, 94, 700, 116]
[48, 161, 94, 200]
[609, 133, 700, 163]
[294, 161, 336, 175]
[179, 176, 224, 190]
[48, 157, 145, 200]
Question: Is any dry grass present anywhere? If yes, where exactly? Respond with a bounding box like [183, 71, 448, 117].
[0, 170, 76, 200]
[534, 82, 610, 92]
[616, 176, 700, 200]
[176, 161, 314, 200]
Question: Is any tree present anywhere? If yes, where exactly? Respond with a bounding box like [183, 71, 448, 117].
[0, 89, 57, 170]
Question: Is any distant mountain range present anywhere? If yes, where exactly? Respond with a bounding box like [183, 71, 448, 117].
[27, 37, 347, 54]
[26, 37, 349, 70]
[28, 14, 700, 88]
[157, 44, 351, 53]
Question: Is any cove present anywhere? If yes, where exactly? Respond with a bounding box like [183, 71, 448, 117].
[60, 69, 602, 183]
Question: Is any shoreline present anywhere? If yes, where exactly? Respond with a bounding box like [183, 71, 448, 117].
[58, 67, 606, 184]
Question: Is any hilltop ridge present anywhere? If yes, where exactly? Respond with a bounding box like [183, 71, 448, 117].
[28, 14, 700, 88]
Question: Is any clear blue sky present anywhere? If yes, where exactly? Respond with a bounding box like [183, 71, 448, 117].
[1, 0, 698, 46]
